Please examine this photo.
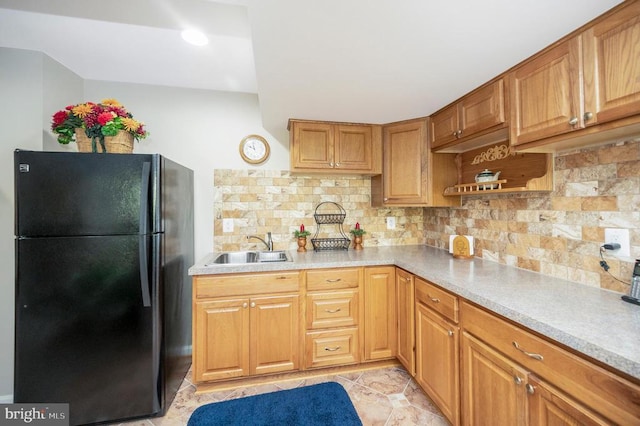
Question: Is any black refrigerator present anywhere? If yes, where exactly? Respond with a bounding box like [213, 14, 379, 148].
[13, 150, 194, 425]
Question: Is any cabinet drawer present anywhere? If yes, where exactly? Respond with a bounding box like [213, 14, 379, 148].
[194, 271, 300, 299]
[305, 328, 359, 368]
[415, 277, 459, 323]
[306, 268, 360, 291]
[461, 301, 640, 425]
[306, 290, 358, 330]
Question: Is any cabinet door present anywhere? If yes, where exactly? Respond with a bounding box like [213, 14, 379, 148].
[194, 298, 250, 382]
[430, 104, 459, 149]
[528, 375, 610, 426]
[363, 266, 397, 360]
[459, 79, 505, 137]
[250, 294, 300, 375]
[290, 121, 334, 170]
[334, 124, 374, 171]
[396, 269, 415, 375]
[510, 37, 583, 146]
[461, 331, 528, 426]
[583, 1, 640, 126]
[382, 119, 429, 204]
[416, 303, 460, 425]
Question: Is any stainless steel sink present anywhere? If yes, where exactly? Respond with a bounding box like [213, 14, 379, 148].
[207, 250, 291, 265]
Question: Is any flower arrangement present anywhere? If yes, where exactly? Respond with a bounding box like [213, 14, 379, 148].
[349, 222, 366, 236]
[51, 98, 148, 146]
[294, 224, 311, 238]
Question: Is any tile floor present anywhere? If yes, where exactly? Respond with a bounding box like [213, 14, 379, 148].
[117, 366, 448, 426]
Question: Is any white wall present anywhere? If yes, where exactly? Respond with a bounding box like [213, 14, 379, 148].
[0, 47, 290, 400]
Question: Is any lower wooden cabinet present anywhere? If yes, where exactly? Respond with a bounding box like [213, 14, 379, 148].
[461, 331, 528, 425]
[363, 266, 397, 360]
[461, 301, 640, 425]
[395, 268, 415, 374]
[192, 271, 302, 384]
[415, 278, 460, 425]
[194, 294, 300, 382]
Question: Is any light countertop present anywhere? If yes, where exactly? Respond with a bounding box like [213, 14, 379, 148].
[189, 245, 640, 381]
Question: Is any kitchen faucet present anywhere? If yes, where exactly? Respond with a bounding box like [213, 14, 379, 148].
[247, 232, 273, 251]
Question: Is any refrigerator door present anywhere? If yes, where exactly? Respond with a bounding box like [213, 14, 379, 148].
[14, 234, 160, 425]
[14, 150, 155, 237]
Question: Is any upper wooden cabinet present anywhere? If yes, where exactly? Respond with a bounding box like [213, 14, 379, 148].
[288, 119, 382, 174]
[510, 0, 640, 151]
[431, 79, 507, 152]
[371, 118, 459, 207]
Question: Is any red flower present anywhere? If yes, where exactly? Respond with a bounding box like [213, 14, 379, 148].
[97, 112, 114, 126]
[52, 110, 69, 127]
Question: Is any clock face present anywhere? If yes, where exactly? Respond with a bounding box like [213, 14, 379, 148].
[240, 135, 270, 164]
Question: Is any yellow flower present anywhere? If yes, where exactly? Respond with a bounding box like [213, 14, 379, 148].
[101, 98, 122, 107]
[121, 117, 140, 132]
[72, 103, 94, 118]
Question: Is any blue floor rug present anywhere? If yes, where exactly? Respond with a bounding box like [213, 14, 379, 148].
[187, 382, 362, 426]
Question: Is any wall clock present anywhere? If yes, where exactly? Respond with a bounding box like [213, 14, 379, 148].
[239, 134, 270, 164]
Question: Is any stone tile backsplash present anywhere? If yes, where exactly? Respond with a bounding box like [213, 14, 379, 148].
[213, 139, 639, 293]
[213, 170, 425, 253]
[425, 139, 639, 293]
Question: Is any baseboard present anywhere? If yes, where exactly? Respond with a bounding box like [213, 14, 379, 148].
[0, 394, 13, 403]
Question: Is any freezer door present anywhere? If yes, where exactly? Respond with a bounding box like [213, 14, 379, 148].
[14, 150, 155, 237]
[14, 235, 160, 425]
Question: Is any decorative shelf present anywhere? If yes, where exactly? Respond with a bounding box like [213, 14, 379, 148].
[442, 143, 554, 196]
[311, 202, 350, 251]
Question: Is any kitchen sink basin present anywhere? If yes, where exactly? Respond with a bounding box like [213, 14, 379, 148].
[208, 250, 291, 265]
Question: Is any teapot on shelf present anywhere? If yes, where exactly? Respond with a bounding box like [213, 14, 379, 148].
[475, 169, 501, 183]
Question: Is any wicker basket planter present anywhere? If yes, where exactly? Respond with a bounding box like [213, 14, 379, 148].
[75, 129, 134, 153]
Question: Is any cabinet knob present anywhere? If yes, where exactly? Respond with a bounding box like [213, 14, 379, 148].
[242, 302, 248, 308]
[335, 162, 340, 167]
[329, 162, 334, 167]
[448, 330, 454, 337]
[452, 131, 458, 137]
[568, 116, 579, 126]
[250, 302, 256, 308]
[513, 376, 523, 386]
[584, 111, 593, 122]
[457, 130, 463, 137]
[526, 384, 535, 395]
[383, 198, 389, 201]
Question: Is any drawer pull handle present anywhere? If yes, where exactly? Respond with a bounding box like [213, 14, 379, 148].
[276, 276, 289, 280]
[324, 346, 341, 352]
[325, 308, 342, 314]
[326, 278, 342, 283]
[429, 295, 440, 303]
[512, 341, 544, 361]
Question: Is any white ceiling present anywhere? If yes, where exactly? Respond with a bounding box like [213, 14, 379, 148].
[0, 0, 624, 142]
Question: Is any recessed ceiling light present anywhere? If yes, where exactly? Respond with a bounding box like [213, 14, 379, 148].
[181, 29, 209, 46]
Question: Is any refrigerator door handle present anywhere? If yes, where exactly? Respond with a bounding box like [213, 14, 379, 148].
[139, 162, 152, 307]
[139, 162, 151, 234]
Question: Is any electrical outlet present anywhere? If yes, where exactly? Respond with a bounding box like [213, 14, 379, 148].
[386, 217, 396, 230]
[604, 228, 630, 257]
[222, 218, 234, 233]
